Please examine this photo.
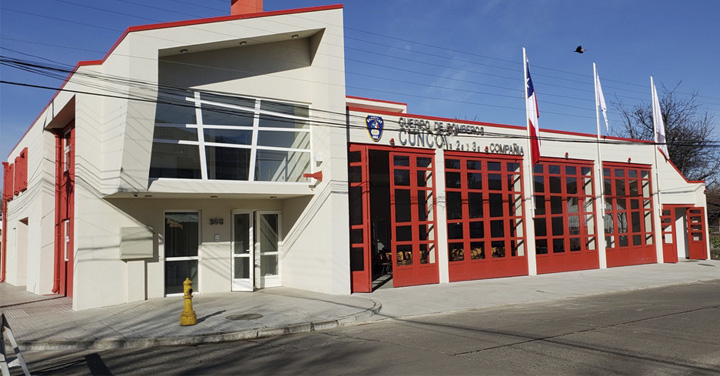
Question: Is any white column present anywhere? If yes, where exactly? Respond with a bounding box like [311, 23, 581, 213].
[435, 149, 449, 283]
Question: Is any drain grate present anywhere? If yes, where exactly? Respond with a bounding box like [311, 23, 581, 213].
[3, 309, 30, 318]
[226, 313, 263, 321]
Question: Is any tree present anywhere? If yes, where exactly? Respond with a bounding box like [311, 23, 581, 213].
[613, 83, 719, 187]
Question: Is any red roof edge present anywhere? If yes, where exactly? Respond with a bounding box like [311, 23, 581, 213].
[346, 95, 407, 107]
[663, 148, 705, 184]
[347, 106, 524, 131]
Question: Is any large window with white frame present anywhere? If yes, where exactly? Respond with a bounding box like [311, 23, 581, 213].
[149, 90, 311, 182]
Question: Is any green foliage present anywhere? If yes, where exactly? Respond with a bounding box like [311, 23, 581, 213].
[711, 248, 720, 260]
[710, 236, 720, 250]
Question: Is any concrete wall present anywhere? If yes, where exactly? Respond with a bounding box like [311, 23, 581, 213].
[102, 198, 303, 294]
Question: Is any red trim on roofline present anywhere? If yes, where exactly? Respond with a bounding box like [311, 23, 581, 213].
[8, 4, 343, 158]
[663, 149, 705, 184]
[346, 95, 407, 107]
[78, 60, 103, 67]
[129, 5, 342, 33]
[9, 61, 85, 156]
[603, 161, 653, 169]
[98, 5, 344, 66]
[347, 107, 523, 131]
[546, 130, 654, 144]
[539, 156, 594, 165]
[348, 107, 658, 144]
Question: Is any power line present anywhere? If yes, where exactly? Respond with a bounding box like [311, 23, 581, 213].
[5, 3, 720, 108]
[3, 79, 719, 151]
[2, 5, 719, 126]
[0, 55, 607, 122]
[4, 3, 720, 115]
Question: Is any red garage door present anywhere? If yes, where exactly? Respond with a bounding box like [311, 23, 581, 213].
[604, 163, 656, 267]
[533, 159, 599, 274]
[445, 153, 527, 282]
[389, 151, 439, 287]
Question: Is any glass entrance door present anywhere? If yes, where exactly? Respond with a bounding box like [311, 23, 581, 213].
[232, 211, 282, 290]
[256, 212, 281, 288]
[165, 212, 199, 295]
[232, 211, 254, 291]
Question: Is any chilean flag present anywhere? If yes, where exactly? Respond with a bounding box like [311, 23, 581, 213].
[525, 58, 540, 165]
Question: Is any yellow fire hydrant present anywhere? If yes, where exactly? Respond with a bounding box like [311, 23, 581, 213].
[180, 277, 197, 326]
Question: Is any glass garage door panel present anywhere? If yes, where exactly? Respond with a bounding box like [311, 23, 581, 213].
[389, 152, 438, 287]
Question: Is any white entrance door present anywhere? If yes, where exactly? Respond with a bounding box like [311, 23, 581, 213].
[232, 211, 254, 291]
[256, 211, 282, 288]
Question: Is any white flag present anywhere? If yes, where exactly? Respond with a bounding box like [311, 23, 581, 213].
[595, 70, 609, 132]
[651, 76, 669, 157]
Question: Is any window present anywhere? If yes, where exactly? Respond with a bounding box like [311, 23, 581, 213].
[149, 90, 311, 182]
[63, 131, 71, 173]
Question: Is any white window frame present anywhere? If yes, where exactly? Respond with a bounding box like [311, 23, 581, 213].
[63, 130, 71, 172]
[150, 91, 312, 183]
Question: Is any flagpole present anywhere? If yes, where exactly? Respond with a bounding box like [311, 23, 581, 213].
[593, 63, 607, 269]
[522, 47, 537, 276]
[651, 76, 662, 209]
[523, 48, 535, 215]
[651, 76, 664, 262]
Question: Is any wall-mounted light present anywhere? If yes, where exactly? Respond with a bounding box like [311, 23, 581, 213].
[485, 146, 489, 153]
[179, 48, 189, 53]
[628, 157, 632, 163]
[291, 34, 299, 39]
[269, 196, 278, 199]
[565, 152, 569, 159]
[238, 41, 247, 46]
[389, 138, 395, 146]
[210, 195, 218, 199]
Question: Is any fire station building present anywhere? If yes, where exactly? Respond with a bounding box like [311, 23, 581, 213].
[1, 1, 709, 310]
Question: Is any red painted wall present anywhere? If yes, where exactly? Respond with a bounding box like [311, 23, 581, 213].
[53, 124, 75, 297]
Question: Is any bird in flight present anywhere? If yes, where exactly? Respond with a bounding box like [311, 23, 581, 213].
[574, 45, 585, 54]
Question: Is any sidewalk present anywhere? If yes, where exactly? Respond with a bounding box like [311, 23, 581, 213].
[2, 260, 719, 351]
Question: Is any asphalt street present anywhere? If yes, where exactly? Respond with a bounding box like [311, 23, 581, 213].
[13, 279, 720, 375]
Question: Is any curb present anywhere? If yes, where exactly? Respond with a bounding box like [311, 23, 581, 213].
[16, 299, 382, 351]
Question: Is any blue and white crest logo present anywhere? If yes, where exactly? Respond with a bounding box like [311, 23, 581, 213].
[366, 115, 384, 142]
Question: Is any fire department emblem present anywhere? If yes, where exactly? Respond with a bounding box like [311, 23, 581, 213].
[366, 115, 384, 142]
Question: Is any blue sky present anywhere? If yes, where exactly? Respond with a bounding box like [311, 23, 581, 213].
[1, 0, 719, 167]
